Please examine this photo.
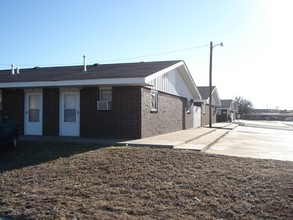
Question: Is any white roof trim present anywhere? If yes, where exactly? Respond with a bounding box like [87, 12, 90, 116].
[178, 61, 202, 99]
[145, 61, 184, 82]
[206, 87, 221, 106]
[145, 61, 201, 99]
[0, 78, 150, 88]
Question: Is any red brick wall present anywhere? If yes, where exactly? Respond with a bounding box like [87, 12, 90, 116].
[112, 86, 141, 138]
[80, 87, 100, 136]
[141, 87, 193, 138]
[80, 86, 141, 138]
[201, 104, 217, 126]
[1, 86, 195, 139]
[43, 88, 59, 136]
[2, 89, 24, 134]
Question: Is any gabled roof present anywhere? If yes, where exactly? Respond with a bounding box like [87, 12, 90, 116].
[219, 99, 237, 111]
[220, 99, 233, 109]
[0, 60, 180, 84]
[197, 86, 221, 106]
[197, 86, 216, 100]
[0, 60, 200, 99]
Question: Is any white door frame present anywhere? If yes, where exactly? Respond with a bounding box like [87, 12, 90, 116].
[24, 90, 43, 135]
[59, 89, 80, 136]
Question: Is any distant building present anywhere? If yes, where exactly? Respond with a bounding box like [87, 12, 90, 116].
[195, 86, 221, 126]
[216, 99, 238, 122]
[244, 109, 293, 121]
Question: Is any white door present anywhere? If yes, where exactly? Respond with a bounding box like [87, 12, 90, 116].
[24, 92, 43, 135]
[193, 106, 201, 128]
[59, 91, 80, 136]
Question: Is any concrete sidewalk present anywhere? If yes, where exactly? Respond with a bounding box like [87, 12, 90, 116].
[119, 122, 238, 151]
[174, 129, 229, 151]
[118, 127, 215, 148]
[19, 123, 238, 152]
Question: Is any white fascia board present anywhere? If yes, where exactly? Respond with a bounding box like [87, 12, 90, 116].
[144, 61, 184, 82]
[144, 60, 202, 99]
[0, 78, 149, 88]
[178, 61, 202, 99]
[212, 87, 222, 106]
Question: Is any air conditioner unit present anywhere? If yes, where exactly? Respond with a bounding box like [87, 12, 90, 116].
[97, 101, 110, 110]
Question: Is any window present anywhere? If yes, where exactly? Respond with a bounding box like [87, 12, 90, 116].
[100, 89, 112, 101]
[64, 94, 76, 122]
[28, 95, 40, 122]
[150, 90, 158, 112]
[186, 99, 191, 114]
[99, 87, 112, 110]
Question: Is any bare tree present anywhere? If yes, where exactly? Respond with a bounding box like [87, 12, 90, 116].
[234, 96, 254, 116]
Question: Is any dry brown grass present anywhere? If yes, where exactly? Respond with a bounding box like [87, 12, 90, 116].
[0, 145, 292, 219]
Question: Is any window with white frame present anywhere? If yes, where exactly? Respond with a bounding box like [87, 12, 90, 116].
[98, 87, 112, 110]
[150, 90, 158, 112]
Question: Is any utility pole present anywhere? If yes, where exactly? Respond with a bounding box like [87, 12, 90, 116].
[209, 42, 213, 128]
[209, 41, 223, 128]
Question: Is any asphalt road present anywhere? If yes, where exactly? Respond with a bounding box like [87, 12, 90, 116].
[206, 120, 293, 162]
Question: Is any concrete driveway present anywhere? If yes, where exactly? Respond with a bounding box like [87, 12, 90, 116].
[206, 120, 293, 161]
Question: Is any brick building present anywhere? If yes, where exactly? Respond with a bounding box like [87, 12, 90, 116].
[216, 99, 238, 122]
[0, 60, 201, 139]
[195, 86, 221, 126]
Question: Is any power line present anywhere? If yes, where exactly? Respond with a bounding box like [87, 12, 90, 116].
[0, 43, 209, 68]
[99, 44, 209, 63]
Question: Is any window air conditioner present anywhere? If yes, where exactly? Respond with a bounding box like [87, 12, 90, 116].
[97, 101, 110, 110]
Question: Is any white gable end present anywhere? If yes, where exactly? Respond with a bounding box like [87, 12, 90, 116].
[146, 68, 193, 99]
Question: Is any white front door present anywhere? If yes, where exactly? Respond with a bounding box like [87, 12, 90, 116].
[193, 106, 201, 128]
[59, 91, 80, 136]
[24, 92, 43, 135]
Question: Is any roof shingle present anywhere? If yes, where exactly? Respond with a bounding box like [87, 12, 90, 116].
[197, 86, 216, 100]
[0, 60, 181, 83]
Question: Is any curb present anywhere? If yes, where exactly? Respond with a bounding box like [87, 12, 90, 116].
[201, 130, 229, 152]
[173, 128, 216, 147]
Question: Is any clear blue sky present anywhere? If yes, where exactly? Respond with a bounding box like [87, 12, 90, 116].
[1, 0, 292, 109]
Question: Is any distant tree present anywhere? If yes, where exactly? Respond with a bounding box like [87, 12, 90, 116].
[234, 96, 254, 116]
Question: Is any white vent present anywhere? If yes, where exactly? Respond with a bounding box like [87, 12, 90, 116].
[97, 101, 110, 110]
[11, 64, 15, 75]
[83, 55, 87, 71]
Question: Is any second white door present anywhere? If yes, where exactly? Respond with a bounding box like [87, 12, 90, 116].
[59, 91, 80, 136]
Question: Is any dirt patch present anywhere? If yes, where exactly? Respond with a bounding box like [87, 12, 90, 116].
[0, 145, 292, 219]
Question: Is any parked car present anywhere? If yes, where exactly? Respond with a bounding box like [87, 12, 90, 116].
[265, 116, 279, 121]
[0, 116, 18, 149]
[285, 117, 293, 121]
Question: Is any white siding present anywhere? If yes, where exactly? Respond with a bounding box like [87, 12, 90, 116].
[147, 69, 193, 98]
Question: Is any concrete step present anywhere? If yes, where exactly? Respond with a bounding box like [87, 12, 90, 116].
[118, 127, 215, 148]
[174, 129, 229, 152]
[222, 123, 239, 130]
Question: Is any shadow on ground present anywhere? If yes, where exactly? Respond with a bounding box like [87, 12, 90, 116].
[0, 141, 103, 172]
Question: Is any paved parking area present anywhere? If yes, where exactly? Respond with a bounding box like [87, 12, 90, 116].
[15, 121, 293, 162]
[206, 121, 293, 161]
